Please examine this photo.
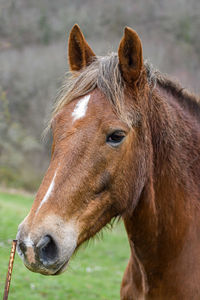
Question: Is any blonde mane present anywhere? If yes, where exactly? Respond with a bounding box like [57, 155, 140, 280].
[49, 53, 135, 130]
[46, 53, 199, 134]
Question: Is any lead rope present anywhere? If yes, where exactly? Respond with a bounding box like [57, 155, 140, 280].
[3, 240, 17, 300]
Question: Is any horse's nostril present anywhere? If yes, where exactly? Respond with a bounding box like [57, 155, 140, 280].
[37, 235, 58, 263]
[18, 241, 27, 254]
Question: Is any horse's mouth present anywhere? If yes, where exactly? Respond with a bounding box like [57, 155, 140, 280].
[19, 248, 70, 276]
[23, 259, 70, 276]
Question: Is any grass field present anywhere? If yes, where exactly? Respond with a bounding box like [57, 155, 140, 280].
[0, 191, 130, 299]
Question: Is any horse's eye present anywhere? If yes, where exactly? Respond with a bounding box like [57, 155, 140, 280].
[106, 130, 126, 147]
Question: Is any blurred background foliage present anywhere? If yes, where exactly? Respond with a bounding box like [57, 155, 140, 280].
[0, 0, 199, 191]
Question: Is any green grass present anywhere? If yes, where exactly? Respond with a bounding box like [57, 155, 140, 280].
[0, 191, 130, 299]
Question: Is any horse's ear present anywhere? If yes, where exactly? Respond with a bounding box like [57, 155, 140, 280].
[118, 27, 143, 84]
[68, 24, 96, 71]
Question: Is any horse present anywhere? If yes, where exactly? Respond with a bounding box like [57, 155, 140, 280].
[16, 24, 200, 299]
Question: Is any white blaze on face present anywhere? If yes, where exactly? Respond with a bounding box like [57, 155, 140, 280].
[36, 170, 57, 213]
[72, 95, 90, 122]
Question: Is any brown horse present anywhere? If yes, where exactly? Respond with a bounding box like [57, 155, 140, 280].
[17, 24, 200, 299]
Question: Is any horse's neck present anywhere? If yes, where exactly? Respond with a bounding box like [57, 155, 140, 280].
[123, 89, 200, 293]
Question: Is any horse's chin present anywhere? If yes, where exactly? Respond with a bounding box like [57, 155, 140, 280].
[53, 260, 69, 275]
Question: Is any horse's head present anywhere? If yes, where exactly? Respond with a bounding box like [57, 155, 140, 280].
[17, 25, 149, 275]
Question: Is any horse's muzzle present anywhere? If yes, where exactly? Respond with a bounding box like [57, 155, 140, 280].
[16, 214, 78, 275]
[16, 233, 62, 275]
